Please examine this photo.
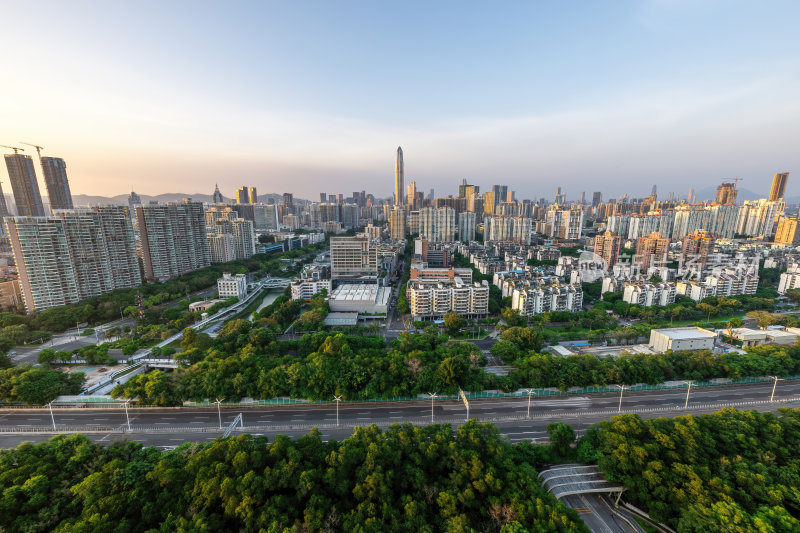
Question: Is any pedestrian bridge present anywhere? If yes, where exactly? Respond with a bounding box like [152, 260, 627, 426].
[539, 464, 624, 503]
[260, 278, 290, 288]
[140, 358, 179, 369]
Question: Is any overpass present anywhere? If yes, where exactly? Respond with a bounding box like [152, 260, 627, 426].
[84, 285, 268, 394]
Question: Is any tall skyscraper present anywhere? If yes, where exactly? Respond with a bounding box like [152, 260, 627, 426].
[769, 172, 789, 202]
[592, 192, 602, 207]
[236, 186, 257, 204]
[283, 193, 294, 208]
[715, 182, 737, 205]
[319, 192, 326, 203]
[212, 184, 224, 204]
[4, 154, 45, 216]
[40, 157, 73, 211]
[407, 181, 417, 210]
[394, 146, 404, 205]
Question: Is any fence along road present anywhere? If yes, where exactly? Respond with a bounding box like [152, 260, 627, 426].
[1, 380, 799, 448]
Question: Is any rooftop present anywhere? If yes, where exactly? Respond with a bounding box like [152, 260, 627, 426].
[652, 327, 717, 340]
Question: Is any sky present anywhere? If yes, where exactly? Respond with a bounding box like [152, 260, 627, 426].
[1, 0, 799, 201]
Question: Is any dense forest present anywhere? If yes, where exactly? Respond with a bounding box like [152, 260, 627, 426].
[580, 408, 800, 531]
[108, 320, 800, 405]
[0, 421, 587, 533]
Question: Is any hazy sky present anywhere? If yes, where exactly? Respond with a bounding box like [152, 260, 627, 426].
[2, 0, 799, 201]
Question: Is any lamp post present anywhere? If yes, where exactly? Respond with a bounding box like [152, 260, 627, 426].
[47, 401, 56, 431]
[769, 376, 780, 402]
[429, 392, 438, 423]
[123, 400, 131, 431]
[612, 385, 626, 412]
[334, 395, 342, 427]
[681, 380, 693, 409]
[525, 389, 534, 419]
[214, 398, 225, 429]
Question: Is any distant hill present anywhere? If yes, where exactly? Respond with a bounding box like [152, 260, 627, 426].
[691, 186, 763, 202]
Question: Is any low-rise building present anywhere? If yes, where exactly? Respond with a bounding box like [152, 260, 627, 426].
[329, 284, 390, 314]
[675, 281, 716, 302]
[511, 283, 583, 316]
[649, 327, 717, 352]
[779, 263, 800, 295]
[407, 278, 489, 319]
[622, 282, 677, 306]
[217, 272, 248, 300]
[189, 299, 225, 313]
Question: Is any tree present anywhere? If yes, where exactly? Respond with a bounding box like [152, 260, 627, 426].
[696, 303, 717, 324]
[501, 308, 526, 328]
[746, 310, 775, 330]
[443, 312, 465, 334]
[547, 422, 575, 458]
[37, 349, 57, 365]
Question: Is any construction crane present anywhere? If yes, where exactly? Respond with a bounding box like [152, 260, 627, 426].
[0, 145, 24, 155]
[19, 142, 43, 161]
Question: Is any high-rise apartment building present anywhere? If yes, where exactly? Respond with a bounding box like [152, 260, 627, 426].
[394, 146, 404, 205]
[458, 211, 476, 242]
[774, 216, 800, 246]
[235, 186, 257, 204]
[419, 207, 456, 242]
[330, 236, 378, 280]
[715, 182, 737, 205]
[136, 202, 210, 282]
[681, 229, 715, 273]
[769, 172, 789, 202]
[7, 206, 141, 312]
[207, 233, 235, 263]
[283, 193, 294, 209]
[484, 216, 532, 244]
[545, 208, 583, 240]
[4, 154, 45, 216]
[231, 218, 255, 259]
[389, 206, 406, 240]
[593, 231, 623, 268]
[635, 232, 670, 272]
[40, 157, 73, 211]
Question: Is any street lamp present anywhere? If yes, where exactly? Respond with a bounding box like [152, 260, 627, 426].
[611, 385, 626, 412]
[428, 392, 438, 423]
[123, 400, 131, 432]
[769, 376, 780, 402]
[524, 389, 534, 419]
[214, 398, 225, 429]
[47, 401, 56, 431]
[334, 395, 342, 427]
[681, 380, 693, 409]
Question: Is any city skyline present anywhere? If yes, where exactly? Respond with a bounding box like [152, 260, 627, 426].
[1, 1, 798, 199]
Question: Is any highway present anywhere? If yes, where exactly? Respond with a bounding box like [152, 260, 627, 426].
[1, 379, 798, 449]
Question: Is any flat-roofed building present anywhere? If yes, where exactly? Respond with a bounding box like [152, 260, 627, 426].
[217, 272, 248, 300]
[329, 284, 390, 314]
[407, 278, 489, 319]
[511, 283, 583, 316]
[622, 282, 676, 306]
[649, 327, 716, 352]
